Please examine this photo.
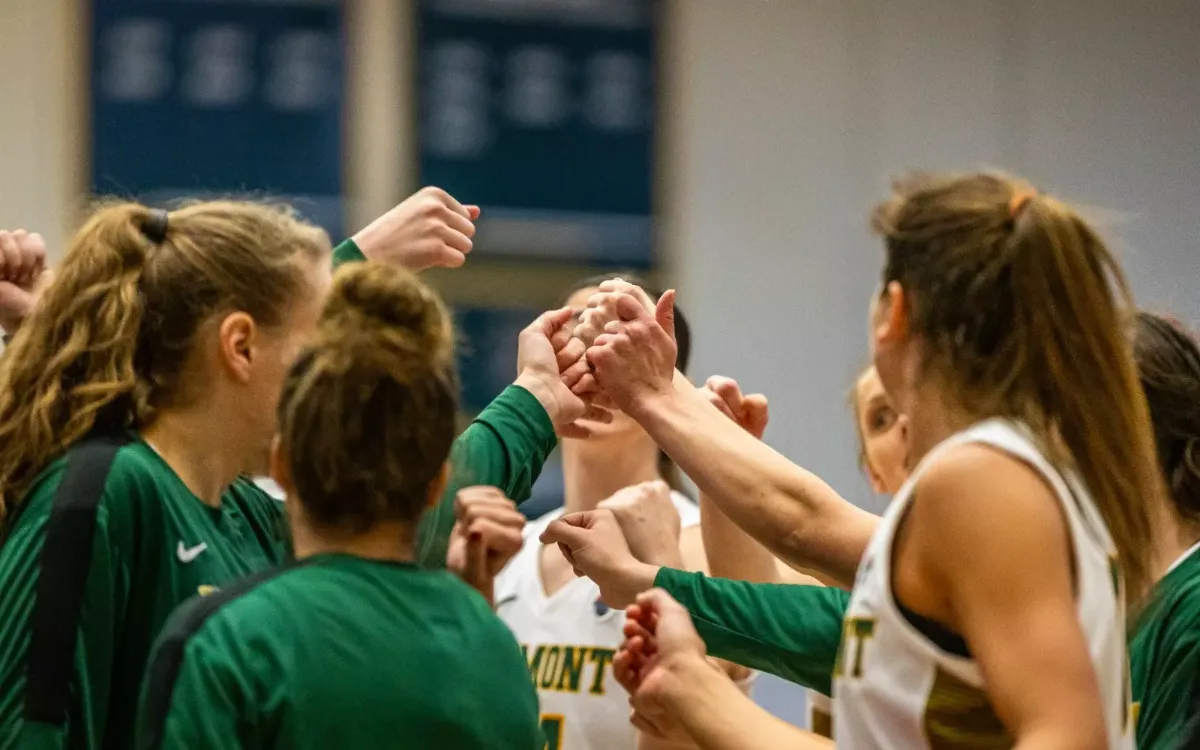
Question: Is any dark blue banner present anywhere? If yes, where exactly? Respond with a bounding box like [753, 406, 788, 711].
[417, 0, 658, 266]
[91, 0, 344, 235]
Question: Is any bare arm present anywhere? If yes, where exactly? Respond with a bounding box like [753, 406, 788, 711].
[901, 445, 1111, 749]
[632, 380, 877, 587]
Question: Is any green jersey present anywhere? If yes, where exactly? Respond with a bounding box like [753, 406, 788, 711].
[136, 554, 543, 750]
[1130, 543, 1200, 749]
[0, 382, 555, 750]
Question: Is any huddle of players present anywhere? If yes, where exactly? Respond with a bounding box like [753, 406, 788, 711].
[0, 171, 1193, 749]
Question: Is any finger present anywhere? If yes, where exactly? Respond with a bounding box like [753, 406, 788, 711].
[437, 226, 474, 255]
[570, 373, 598, 396]
[629, 710, 666, 739]
[550, 323, 576, 355]
[603, 319, 622, 335]
[590, 392, 617, 410]
[743, 394, 770, 438]
[655, 290, 677, 340]
[557, 422, 594, 440]
[557, 340, 586, 373]
[530, 307, 574, 339]
[440, 208, 477, 240]
[466, 530, 488, 585]
[434, 188, 472, 219]
[615, 293, 652, 323]
[466, 205, 481, 221]
[613, 651, 641, 693]
[0, 231, 16, 279]
[463, 505, 526, 535]
[539, 514, 592, 546]
[467, 518, 524, 558]
[591, 333, 617, 349]
[700, 388, 736, 420]
[20, 232, 46, 286]
[579, 405, 612, 424]
[561, 358, 591, 389]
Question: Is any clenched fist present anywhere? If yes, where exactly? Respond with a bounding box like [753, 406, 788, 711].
[352, 186, 480, 271]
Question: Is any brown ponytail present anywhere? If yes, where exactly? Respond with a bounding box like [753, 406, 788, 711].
[872, 172, 1165, 607]
[0, 200, 329, 527]
[278, 262, 458, 533]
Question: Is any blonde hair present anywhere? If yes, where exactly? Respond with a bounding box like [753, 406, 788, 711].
[0, 200, 330, 526]
[871, 172, 1166, 607]
[278, 262, 457, 532]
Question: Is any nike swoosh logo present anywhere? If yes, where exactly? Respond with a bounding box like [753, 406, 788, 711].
[495, 594, 518, 610]
[177, 542, 208, 563]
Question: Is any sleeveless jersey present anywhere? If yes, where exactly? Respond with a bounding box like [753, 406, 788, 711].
[833, 419, 1132, 749]
[494, 493, 699, 750]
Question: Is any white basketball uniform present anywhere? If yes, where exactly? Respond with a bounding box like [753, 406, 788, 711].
[834, 419, 1133, 749]
[495, 493, 699, 750]
[808, 690, 834, 738]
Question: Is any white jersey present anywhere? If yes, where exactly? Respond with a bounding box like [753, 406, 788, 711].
[834, 419, 1132, 749]
[495, 493, 699, 750]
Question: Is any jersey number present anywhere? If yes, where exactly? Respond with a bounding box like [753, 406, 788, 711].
[541, 714, 564, 750]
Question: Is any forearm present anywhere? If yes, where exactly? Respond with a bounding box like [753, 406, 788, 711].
[632, 382, 874, 585]
[654, 568, 846, 694]
[664, 657, 832, 750]
[415, 384, 557, 567]
[699, 493, 779, 583]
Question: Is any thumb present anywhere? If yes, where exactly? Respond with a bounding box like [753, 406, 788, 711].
[540, 517, 591, 549]
[655, 290, 676, 341]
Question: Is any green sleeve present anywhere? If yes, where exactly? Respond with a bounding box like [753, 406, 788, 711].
[654, 568, 850, 696]
[1131, 598, 1200, 749]
[136, 639, 248, 750]
[415, 385, 557, 569]
[331, 238, 367, 268]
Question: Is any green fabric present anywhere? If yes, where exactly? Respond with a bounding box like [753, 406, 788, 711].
[0, 440, 289, 750]
[331, 237, 367, 266]
[1129, 545, 1200, 749]
[416, 384, 558, 568]
[653, 568, 850, 697]
[136, 554, 543, 750]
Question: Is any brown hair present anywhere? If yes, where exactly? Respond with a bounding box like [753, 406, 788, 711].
[0, 200, 330, 527]
[1132, 312, 1200, 522]
[278, 263, 458, 532]
[871, 172, 1165, 605]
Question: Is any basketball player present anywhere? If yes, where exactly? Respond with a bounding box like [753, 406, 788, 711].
[494, 275, 752, 750]
[135, 262, 544, 749]
[554, 172, 1161, 747]
[0, 191, 589, 750]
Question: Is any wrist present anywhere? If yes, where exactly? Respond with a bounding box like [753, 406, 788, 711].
[626, 372, 687, 423]
[514, 370, 563, 426]
[657, 652, 723, 713]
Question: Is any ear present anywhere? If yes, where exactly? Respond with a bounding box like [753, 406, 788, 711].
[425, 462, 451, 510]
[269, 434, 294, 499]
[874, 281, 909, 346]
[217, 312, 258, 383]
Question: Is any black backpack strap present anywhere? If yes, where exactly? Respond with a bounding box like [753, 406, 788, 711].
[24, 432, 132, 726]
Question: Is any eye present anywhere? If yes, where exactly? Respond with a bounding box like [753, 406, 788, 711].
[868, 405, 896, 433]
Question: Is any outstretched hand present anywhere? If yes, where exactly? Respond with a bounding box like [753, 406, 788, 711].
[351, 186, 481, 271]
[515, 307, 612, 439]
[539, 509, 658, 609]
[446, 486, 526, 604]
[0, 229, 52, 336]
[584, 290, 679, 414]
[700, 376, 769, 440]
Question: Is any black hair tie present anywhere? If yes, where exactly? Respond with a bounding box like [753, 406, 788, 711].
[141, 209, 170, 245]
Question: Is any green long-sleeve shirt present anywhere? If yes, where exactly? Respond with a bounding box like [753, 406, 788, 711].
[0, 238, 558, 750]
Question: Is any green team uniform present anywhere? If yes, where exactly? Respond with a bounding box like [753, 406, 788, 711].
[657, 551, 1200, 749]
[136, 553, 543, 750]
[0, 237, 558, 750]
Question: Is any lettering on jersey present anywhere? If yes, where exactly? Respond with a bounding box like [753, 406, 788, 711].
[540, 713, 564, 750]
[833, 617, 876, 679]
[923, 666, 1012, 745]
[521, 644, 617, 696]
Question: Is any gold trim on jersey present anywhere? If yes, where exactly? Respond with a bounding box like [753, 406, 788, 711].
[922, 666, 1012, 748]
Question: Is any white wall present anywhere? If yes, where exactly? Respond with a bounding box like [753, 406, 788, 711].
[2, 0, 1198, 727]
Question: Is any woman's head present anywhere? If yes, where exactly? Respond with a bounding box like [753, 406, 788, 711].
[867, 171, 1163, 602]
[851, 366, 909, 495]
[0, 200, 331, 524]
[273, 263, 457, 534]
[1132, 312, 1200, 524]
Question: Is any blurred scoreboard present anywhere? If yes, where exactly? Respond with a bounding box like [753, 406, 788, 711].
[90, 0, 344, 235]
[417, 0, 659, 266]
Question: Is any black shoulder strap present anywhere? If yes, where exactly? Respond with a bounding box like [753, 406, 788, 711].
[24, 432, 132, 726]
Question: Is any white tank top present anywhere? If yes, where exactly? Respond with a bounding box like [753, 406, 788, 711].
[495, 493, 699, 750]
[833, 419, 1132, 749]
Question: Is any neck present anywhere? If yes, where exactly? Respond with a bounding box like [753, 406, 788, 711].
[141, 408, 248, 507]
[1154, 505, 1200, 577]
[561, 437, 662, 513]
[291, 516, 417, 564]
[900, 385, 979, 467]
